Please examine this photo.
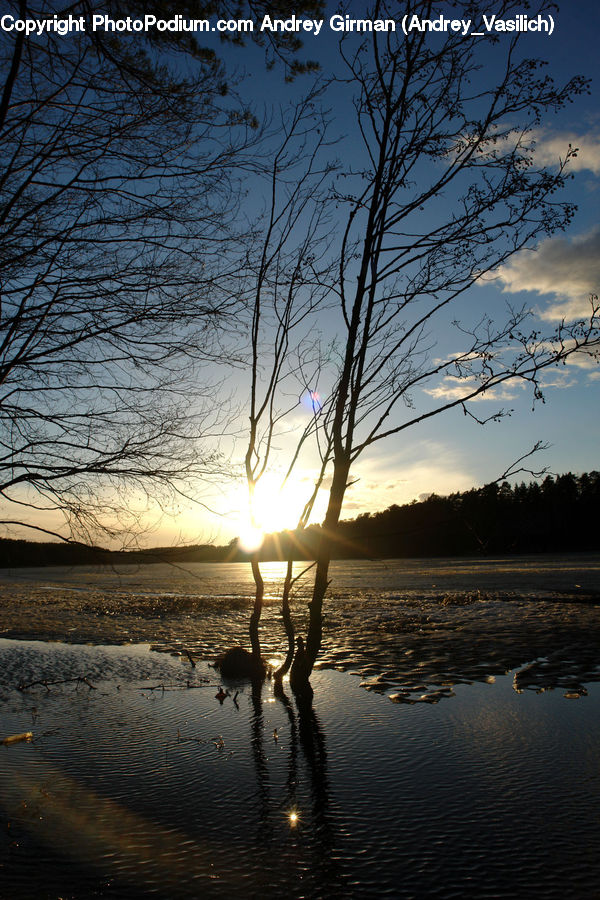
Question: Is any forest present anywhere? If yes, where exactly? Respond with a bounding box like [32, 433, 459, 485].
[306, 471, 600, 559]
[1, 471, 598, 567]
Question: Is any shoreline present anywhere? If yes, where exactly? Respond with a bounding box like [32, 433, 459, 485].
[1, 561, 599, 702]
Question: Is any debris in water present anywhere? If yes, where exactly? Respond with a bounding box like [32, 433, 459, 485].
[1, 732, 33, 746]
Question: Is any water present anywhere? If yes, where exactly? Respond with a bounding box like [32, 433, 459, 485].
[1, 556, 600, 897]
[1, 640, 600, 899]
[3, 553, 599, 598]
[1, 555, 599, 699]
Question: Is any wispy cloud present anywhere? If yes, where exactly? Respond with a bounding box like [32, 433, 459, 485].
[562, 348, 600, 374]
[533, 131, 600, 175]
[494, 226, 600, 321]
[424, 376, 521, 402]
[344, 444, 475, 513]
[537, 370, 577, 391]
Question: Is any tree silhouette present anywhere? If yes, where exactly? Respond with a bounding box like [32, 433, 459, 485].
[0, 0, 324, 544]
[236, 90, 335, 672]
[254, 0, 600, 692]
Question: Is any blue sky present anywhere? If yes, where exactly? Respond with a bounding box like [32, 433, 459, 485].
[4, 2, 598, 547]
[167, 1, 599, 547]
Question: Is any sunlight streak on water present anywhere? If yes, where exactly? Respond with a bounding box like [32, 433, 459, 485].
[1, 640, 600, 898]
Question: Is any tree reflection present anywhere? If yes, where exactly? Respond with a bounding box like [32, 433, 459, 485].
[248, 677, 347, 896]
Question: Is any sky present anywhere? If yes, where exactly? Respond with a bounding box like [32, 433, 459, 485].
[168, 0, 600, 547]
[2, 1, 599, 548]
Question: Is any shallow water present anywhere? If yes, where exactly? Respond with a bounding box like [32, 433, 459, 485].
[1, 640, 600, 899]
[1, 555, 599, 701]
[3, 553, 599, 598]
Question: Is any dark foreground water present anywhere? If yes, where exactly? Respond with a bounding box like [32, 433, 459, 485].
[1, 639, 600, 899]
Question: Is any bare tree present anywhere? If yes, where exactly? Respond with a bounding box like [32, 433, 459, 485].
[281, 0, 600, 691]
[0, 0, 325, 544]
[233, 91, 335, 672]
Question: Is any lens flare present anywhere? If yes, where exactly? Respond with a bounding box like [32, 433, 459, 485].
[301, 390, 322, 412]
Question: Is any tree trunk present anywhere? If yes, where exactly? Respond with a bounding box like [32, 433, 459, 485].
[274, 559, 295, 682]
[249, 554, 265, 662]
[291, 456, 350, 693]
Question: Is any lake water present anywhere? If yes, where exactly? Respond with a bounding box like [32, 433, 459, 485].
[1, 555, 599, 699]
[1, 555, 600, 897]
[1, 640, 600, 899]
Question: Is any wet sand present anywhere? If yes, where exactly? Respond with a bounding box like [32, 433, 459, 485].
[1, 556, 599, 702]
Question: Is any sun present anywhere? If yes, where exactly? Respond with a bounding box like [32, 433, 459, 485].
[238, 522, 265, 554]
[237, 471, 326, 552]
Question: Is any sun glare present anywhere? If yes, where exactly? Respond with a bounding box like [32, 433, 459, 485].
[238, 523, 265, 553]
[237, 472, 326, 552]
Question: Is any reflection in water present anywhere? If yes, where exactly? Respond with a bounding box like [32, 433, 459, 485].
[1, 643, 600, 898]
[273, 679, 299, 820]
[250, 678, 348, 897]
[0, 652, 349, 898]
[291, 688, 343, 895]
[250, 678, 272, 847]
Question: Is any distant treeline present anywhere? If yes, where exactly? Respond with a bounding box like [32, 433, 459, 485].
[0, 539, 231, 569]
[308, 471, 600, 559]
[2, 471, 599, 568]
[246, 471, 600, 561]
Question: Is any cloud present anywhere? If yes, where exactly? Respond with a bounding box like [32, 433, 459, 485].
[425, 361, 591, 404]
[343, 444, 475, 514]
[537, 370, 577, 391]
[528, 344, 599, 383]
[494, 226, 600, 321]
[533, 131, 600, 175]
[424, 376, 521, 402]
[563, 348, 600, 377]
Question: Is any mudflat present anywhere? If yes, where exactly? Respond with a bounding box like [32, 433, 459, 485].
[1, 556, 599, 701]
